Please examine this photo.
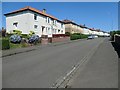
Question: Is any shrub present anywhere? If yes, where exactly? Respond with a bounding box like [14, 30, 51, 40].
[21, 43, 29, 47]
[29, 31, 35, 37]
[10, 43, 22, 49]
[21, 34, 29, 39]
[13, 30, 22, 36]
[70, 33, 88, 40]
[1, 38, 10, 50]
[80, 34, 88, 39]
[9, 35, 22, 44]
[28, 35, 40, 44]
[65, 32, 71, 36]
[70, 34, 80, 40]
[6, 33, 13, 38]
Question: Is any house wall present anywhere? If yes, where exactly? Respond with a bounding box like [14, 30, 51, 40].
[6, 10, 65, 37]
[6, 11, 30, 34]
[82, 28, 89, 35]
[64, 23, 83, 34]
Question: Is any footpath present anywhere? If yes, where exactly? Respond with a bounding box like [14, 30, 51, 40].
[2, 39, 86, 57]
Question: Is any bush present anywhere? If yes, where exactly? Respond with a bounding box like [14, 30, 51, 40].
[70, 34, 80, 40]
[21, 34, 29, 39]
[13, 30, 22, 36]
[65, 32, 71, 36]
[28, 35, 40, 44]
[70, 33, 88, 40]
[21, 43, 29, 47]
[10, 43, 22, 49]
[9, 35, 22, 44]
[80, 34, 88, 39]
[29, 31, 35, 37]
[6, 33, 13, 38]
[1, 38, 10, 50]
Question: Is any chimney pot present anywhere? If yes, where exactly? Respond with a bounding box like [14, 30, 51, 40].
[42, 9, 46, 13]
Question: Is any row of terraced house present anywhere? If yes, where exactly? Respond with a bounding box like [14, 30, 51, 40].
[5, 6, 110, 41]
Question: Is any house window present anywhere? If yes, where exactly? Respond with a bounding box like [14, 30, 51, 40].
[48, 28, 50, 34]
[53, 20, 57, 25]
[46, 27, 48, 34]
[55, 29, 57, 34]
[34, 25, 38, 29]
[48, 18, 50, 23]
[34, 14, 37, 20]
[61, 23, 64, 28]
[47, 17, 50, 23]
[58, 29, 60, 33]
[61, 30, 63, 33]
[13, 22, 18, 27]
[52, 29, 55, 33]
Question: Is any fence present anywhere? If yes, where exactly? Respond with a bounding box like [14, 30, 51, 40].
[114, 34, 120, 45]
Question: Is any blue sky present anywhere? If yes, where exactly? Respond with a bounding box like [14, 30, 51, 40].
[2, 2, 118, 32]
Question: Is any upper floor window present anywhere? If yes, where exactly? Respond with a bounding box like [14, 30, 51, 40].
[13, 22, 18, 27]
[34, 25, 38, 29]
[53, 20, 57, 25]
[46, 17, 50, 24]
[48, 18, 50, 23]
[61, 23, 64, 28]
[34, 14, 37, 20]
[58, 29, 60, 32]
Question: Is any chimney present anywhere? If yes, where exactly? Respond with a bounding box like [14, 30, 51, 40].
[42, 9, 46, 13]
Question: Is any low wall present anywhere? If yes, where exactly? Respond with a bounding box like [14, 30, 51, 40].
[41, 38, 48, 44]
[52, 37, 70, 43]
[114, 34, 120, 45]
[41, 36, 70, 44]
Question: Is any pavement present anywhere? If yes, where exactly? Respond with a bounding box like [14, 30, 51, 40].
[2, 39, 85, 57]
[2, 38, 118, 88]
[67, 38, 118, 88]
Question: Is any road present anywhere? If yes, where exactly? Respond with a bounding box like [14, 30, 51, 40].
[67, 38, 118, 88]
[2, 38, 118, 88]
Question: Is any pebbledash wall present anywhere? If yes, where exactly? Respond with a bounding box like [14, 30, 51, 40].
[5, 6, 65, 38]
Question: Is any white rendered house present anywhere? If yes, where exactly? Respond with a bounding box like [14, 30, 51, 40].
[81, 28, 93, 35]
[5, 6, 65, 37]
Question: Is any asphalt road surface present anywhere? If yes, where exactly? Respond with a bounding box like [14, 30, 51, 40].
[2, 38, 118, 88]
[67, 38, 118, 88]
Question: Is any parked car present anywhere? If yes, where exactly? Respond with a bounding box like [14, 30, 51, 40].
[87, 35, 94, 39]
[93, 35, 98, 38]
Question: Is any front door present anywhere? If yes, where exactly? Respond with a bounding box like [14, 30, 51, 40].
[42, 26, 45, 35]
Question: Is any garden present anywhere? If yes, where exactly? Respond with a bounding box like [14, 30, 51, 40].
[0, 30, 40, 50]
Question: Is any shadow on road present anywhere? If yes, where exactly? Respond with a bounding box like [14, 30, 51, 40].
[111, 42, 120, 58]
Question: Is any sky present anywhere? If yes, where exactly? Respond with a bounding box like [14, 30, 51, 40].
[2, 2, 118, 32]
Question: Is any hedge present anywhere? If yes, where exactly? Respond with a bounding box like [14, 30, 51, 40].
[70, 33, 88, 40]
[1, 38, 10, 50]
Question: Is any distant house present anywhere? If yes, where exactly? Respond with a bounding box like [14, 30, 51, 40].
[62, 19, 83, 34]
[4, 6, 65, 37]
[80, 25, 92, 35]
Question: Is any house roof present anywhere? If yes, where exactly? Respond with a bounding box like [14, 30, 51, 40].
[4, 6, 63, 23]
[79, 24, 88, 28]
[62, 19, 80, 26]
